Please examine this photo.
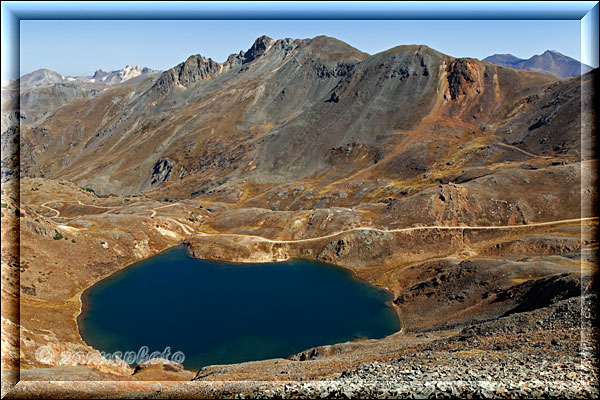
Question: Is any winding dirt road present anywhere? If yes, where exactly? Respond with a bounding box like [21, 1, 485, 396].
[39, 200, 196, 236]
[40, 202, 61, 218]
[39, 198, 596, 245]
[190, 217, 597, 244]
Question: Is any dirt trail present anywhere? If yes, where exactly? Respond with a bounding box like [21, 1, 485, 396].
[39, 198, 596, 244]
[494, 142, 553, 159]
[38, 201, 194, 236]
[164, 218, 194, 235]
[190, 217, 597, 244]
[39, 199, 177, 219]
[149, 203, 181, 218]
[40, 202, 61, 218]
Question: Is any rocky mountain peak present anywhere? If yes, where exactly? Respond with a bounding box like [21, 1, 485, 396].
[149, 54, 221, 94]
[88, 65, 159, 84]
[243, 35, 275, 64]
[12, 69, 66, 90]
[92, 69, 107, 79]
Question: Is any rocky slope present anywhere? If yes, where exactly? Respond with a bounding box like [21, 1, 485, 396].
[16, 35, 581, 202]
[1, 35, 598, 398]
[18, 83, 98, 124]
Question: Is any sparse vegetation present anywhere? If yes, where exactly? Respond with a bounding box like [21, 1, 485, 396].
[83, 187, 97, 196]
[53, 230, 63, 240]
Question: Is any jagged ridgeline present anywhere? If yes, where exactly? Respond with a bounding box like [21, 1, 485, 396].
[3, 33, 598, 394]
[14, 35, 590, 200]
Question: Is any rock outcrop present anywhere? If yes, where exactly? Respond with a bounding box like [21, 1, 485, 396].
[150, 54, 221, 94]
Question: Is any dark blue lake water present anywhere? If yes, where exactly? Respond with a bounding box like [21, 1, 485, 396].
[78, 245, 400, 370]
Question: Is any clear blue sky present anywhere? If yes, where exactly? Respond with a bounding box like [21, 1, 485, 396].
[19, 19, 583, 77]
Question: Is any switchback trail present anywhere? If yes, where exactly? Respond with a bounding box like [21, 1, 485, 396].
[40, 202, 61, 218]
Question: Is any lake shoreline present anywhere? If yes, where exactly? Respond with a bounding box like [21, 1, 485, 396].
[76, 242, 402, 371]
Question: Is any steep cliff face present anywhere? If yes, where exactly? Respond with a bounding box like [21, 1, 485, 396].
[447, 58, 474, 100]
[441, 57, 556, 124]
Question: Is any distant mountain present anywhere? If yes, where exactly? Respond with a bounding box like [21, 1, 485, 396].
[2, 66, 161, 90]
[89, 65, 160, 85]
[1, 65, 159, 127]
[7, 69, 66, 90]
[482, 54, 523, 66]
[483, 50, 592, 79]
[1, 66, 161, 125]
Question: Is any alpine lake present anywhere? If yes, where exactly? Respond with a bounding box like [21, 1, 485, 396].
[78, 245, 401, 370]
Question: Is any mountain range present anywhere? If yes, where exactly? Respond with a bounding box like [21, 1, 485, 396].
[1, 34, 597, 390]
[1, 65, 161, 125]
[90, 65, 160, 85]
[483, 50, 592, 78]
[10, 35, 592, 203]
[3, 65, 160, 91]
